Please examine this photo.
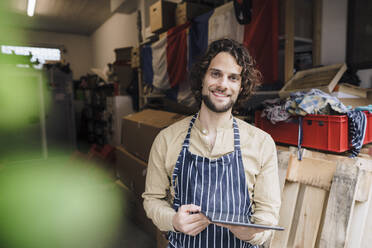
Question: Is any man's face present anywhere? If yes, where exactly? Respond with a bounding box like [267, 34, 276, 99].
[201, 52, 242, 113]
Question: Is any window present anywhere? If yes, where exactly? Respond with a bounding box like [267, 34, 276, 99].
[1, 45, 61, 69]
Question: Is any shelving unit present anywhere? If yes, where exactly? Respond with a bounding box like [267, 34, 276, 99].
[79, 76, 114, 146]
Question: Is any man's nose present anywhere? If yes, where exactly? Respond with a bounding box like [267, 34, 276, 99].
[216, 75, 229, 88]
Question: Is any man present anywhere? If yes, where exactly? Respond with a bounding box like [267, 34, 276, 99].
[143, 38, 281, 247]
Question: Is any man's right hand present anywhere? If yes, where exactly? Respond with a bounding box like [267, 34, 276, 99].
[172, 204, 210, 236]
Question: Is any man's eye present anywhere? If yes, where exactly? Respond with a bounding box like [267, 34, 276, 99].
[229, 75, 240, 82]
[211, 71, 221, 78]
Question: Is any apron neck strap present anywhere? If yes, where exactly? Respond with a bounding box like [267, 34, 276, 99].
[182, 113, 198, 148]
[232, 117, 241, 148]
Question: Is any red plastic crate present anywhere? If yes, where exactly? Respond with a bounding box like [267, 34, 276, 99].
[364, 111, 372, 144]
[255, 111, 372, 153]
[255, 111, 349, 153]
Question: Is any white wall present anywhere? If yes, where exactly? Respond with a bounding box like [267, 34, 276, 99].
[17, 30, 92, 80]
[90, 12, 138, 69]
[357, 69, 372, 88]
[321, 0, 372, 88]
[320, 0, 348, 66]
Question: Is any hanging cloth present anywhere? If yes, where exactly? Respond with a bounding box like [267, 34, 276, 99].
[234, 0, 253, 24]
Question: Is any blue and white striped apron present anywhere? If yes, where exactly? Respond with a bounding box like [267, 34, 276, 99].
[168, 114, 257, 248]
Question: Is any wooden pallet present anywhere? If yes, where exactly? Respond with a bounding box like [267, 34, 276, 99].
[266, 146, 372, 248]
[279, 63, 347, 98]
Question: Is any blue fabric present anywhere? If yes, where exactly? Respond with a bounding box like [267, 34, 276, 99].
[168, 114, 256, 248]
[347, 111, 367, 158]
[188, 11, 214, 70]
[355, 105, 372, 113]
[297, 116, 304, 161]
[141, 44, 153, 86]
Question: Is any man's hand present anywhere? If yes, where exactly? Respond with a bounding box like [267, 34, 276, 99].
[214, 223, 265, 241]
[172, 204, 210, 236]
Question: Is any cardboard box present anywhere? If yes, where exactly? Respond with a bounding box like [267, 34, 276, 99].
[159, 30, 168, 40]
[115, 146, 160, 239]
[121, 109, 185, 162]
[130, 47, 140, 68]
[131, 191, 157, 240]
[113, 63, 133, 93]
[175, 2, 212, 25]
[150, 0, 177, 33]
[115, 179, 158, 240]
[116, 146, 147, 198]
[114, 47, 132, 62]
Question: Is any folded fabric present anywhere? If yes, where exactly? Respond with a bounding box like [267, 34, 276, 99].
[261, 98, 291, 124]
[285, 89, 350, 116]
[355, 105, 372, 113]
[347, 110, 367, 158]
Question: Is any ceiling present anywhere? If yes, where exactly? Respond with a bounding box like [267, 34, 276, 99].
[3, 0, 138, 36]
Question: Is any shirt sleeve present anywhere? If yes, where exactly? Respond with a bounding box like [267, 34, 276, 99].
[247, 135, 281, 245]
[142, 131, 177, 232]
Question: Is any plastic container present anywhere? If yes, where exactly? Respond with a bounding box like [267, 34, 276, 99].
[255, 112, 349, 153]
[364, 111, 372, 144]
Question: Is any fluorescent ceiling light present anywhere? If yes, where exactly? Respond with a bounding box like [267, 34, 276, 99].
[27, 0, 36, 17]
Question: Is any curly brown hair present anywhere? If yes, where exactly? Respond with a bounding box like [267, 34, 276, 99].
[189, 38, 262, 108]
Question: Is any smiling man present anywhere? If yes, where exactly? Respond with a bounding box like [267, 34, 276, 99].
[143, 38, 281, 248]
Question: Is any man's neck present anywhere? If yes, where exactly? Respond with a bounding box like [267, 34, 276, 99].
[198, 103, 232, 133]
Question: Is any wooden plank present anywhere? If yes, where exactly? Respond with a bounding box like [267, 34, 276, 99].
[262, 149, 290, 248]
[335, 83, 368, 98]
[318, 159, 360, 248]
[348, 160, 372, 247]
[277, 150, 291, 192]
[293, 146, 349, 162]
[279, 63, 347, 98]
[292, 185, 327, 248]
[286, 154, 337, 191]
[312, 0, 322, 66]
[355, 170, 372, 202]
[270, 181, 300, 248]
[285, 65, 344, 90]
[358, 157, 372, 172]
[284, 0, 294, 83]
[286, 148, 372, 247]
[348, 179, 372, 248]
[262, 149, 291, 248]
[361, 188, 372, 248]
[338, 98, 372, 109]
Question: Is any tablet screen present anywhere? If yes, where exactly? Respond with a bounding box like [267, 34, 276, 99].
[211, 219, 285, 231]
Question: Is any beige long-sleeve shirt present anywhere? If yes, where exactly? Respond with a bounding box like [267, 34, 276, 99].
[142, 115, 281, 245]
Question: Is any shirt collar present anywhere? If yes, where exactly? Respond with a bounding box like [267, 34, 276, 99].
[194, 113, 234, 132]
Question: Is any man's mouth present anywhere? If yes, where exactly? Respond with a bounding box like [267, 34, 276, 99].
[211, 90, 229, 98]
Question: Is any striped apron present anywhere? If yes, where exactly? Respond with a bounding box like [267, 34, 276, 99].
[168, 114, 257, 248]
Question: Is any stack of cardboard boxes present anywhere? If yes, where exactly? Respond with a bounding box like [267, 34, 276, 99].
[115, 109, 185, 241]
[149, 0, 212, 34]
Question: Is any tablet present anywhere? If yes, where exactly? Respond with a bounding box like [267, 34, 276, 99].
[211, 219, 285, 231]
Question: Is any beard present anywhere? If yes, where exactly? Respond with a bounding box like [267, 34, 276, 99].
[201, 94, 236, 113]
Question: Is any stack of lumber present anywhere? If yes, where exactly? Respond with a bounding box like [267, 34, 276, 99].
[265, 146, 372, 248]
